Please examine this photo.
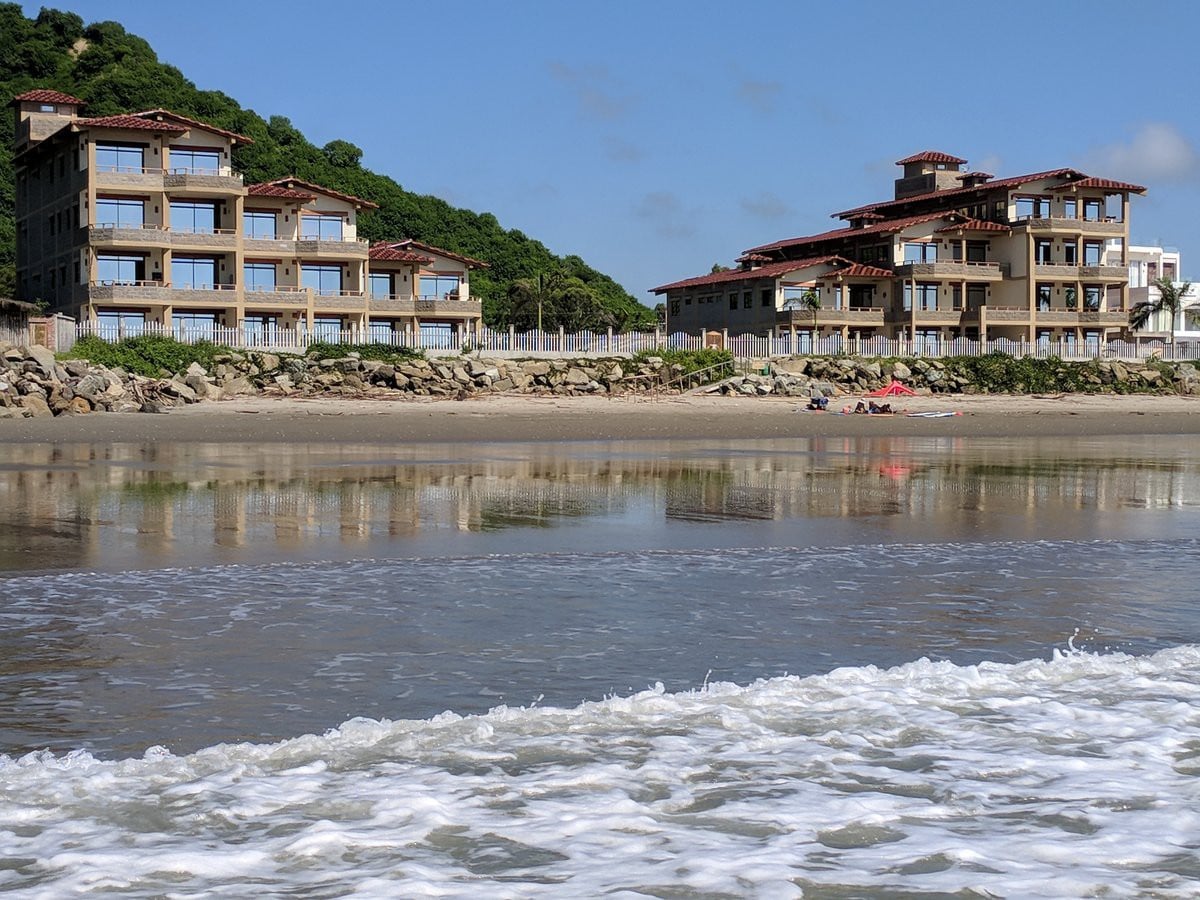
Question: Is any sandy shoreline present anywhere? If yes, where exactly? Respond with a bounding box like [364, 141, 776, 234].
[0, 392, 1198, 445]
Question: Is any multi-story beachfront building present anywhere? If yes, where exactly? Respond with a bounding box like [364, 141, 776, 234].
[1124, 244, 1199, 341]
[653, 151, 1146, 347]
[10, 89, 486, 341]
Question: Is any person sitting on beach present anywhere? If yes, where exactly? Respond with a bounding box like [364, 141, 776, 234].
[807, 396, 829, 411]
[854, 401, 868, 414]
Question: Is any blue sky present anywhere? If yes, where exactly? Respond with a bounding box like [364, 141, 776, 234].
[24, 0, 1200, 307]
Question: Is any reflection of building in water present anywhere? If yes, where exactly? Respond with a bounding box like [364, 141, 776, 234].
[4, 438, 1200, 570]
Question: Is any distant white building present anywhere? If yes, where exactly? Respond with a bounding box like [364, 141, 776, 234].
[1121, 244, 1199, 341]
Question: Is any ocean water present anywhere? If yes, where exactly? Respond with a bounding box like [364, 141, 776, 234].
[2, 435, 1200, 896]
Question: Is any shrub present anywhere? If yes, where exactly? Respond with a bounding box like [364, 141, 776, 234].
[63, 335, 229, 377]
[633, 347, 734, 377]
[304, 342, 425, 364]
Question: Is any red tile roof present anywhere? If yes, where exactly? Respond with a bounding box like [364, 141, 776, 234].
[956, 171, 993, 181]
[1051, 176, 1146, 194]
[745, 212, 956, 255]
[12, 89, 85, 106]
[377, 239, 488, 268]
[75, 114, 188, 133]
[651, 256, 847, 293]
[896, 151, 967, 166]
[832, 168, 1084, 219]
[934, 218, 1010, 233]
[265, 177, 378, 209]
[368, 246, 435, 264]
[128, 109, 252, 144]
[246, 182, 316, 200]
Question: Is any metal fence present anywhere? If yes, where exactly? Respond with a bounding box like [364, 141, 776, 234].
[72, 321, 1200, 363]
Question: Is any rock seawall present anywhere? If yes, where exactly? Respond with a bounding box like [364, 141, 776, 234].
[2, 342, 1198, 418]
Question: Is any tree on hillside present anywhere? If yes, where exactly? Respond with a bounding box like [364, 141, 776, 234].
[1129, 277, 1195, 344]
[504, 272, 615, 332]
[0, 5, 654, 327]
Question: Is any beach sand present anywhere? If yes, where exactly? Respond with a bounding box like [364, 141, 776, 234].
[1, 392, 1199, 444]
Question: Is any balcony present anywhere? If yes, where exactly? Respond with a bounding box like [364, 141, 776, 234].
[1023, 217, 1125, 236]
[243, 287, 310, 307]
[170, 228, 238, 251]
[163, 169, 245, 195]
[244, 235, 298, 255]
[778, 307, 884, 327]
[983, 306, 1032, 322]
[311, 291, 368, 310]
[902, 308, 973, 325]
[895, 260, 1008, 281]
[87, 281, 239, 306]
[1034, 263, 1128, 280]
[296, 236, 370, 260]
[94, 166, 165, 191]
[367, 295, 484, 317]
[1035, 309, 1130, 326]
[89, 224, 172, 248]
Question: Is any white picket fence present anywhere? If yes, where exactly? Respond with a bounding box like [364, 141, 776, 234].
[71, 321, 1200, 362]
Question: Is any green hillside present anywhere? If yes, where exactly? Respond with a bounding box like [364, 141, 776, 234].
[0, 5, 654, 329]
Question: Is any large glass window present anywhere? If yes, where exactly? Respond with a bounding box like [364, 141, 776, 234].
[170, 201, 218, 234]
[169, 148, 221, 175]
[95, 198, 145, 228]
[903, 242, 937, 263]
[1083, 241, 1103, 266]
[171, 257, 217, 289]
[243, 315, 278, 345]
[369, 273, 393, 298]
[173, 312, 218, 332]
[301, 215, 344, 241]
[369, 321, 396, 342]
[903, 282, 938, 311]
[95, 144, 145, 173]
[96, 310, 146, 335]
[302, 265, 343, 296]
[311, 317, 344, 340]
[243, 211, 277, 239]
[1036, 283, 1052, 310]
[243, 263, 277, 292]
[1064, 242, 1078, 265]
[1015, 196, 1051, 220]
[1063, 198, 1077, 219]
[1084, 285, 1102, 310]
[96, 254, 144, 284]
[1035, 239, 1053, 264]
[418, 274, 461, 298]
[1083, 199, 1103, 221]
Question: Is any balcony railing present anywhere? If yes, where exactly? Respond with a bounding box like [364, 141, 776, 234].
[895, 260, 1008, 279]
[1034, 263, 1128, 279]
[1022, 217, 1125, 234]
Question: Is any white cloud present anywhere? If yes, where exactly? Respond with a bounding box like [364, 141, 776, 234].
[1085, 123, 1200, 183]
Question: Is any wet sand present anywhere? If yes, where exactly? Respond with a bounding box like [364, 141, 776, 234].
[1, 392, 1199, 444]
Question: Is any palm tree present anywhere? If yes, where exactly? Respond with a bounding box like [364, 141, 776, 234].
[1129, 277, 1195, 344]
[801, 289, 821, 336]
[506, 271, 611, 332]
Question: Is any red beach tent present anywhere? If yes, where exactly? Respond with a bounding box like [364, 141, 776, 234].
[867, 380, 916, 397]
